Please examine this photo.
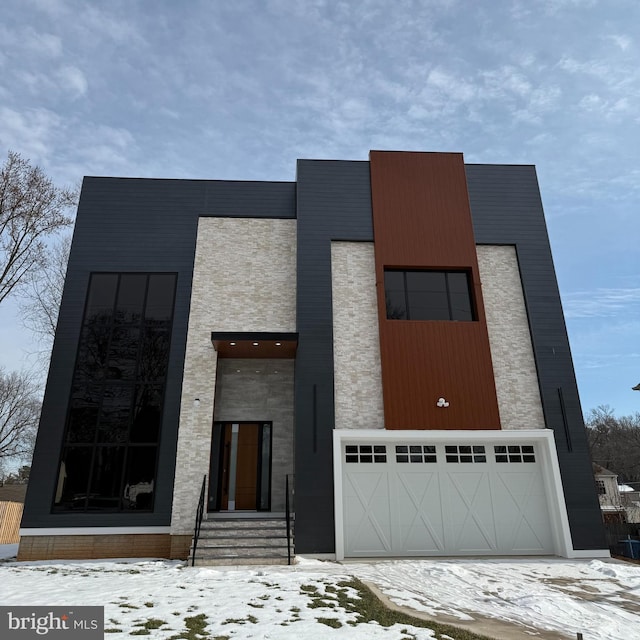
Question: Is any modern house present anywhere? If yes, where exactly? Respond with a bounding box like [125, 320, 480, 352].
[19, 151, 608, 561]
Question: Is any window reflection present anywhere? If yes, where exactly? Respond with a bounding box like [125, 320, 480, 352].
[384, 269, 475, 321]
[53, 272, 176, 513]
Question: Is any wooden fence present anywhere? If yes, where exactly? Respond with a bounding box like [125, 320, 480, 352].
[0, 501, 23, 544]
[603, 521, 640, 556]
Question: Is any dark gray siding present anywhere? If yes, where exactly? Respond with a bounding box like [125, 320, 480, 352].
[294, 160, 373, 553]
[23, 178, 295, 528]
[466, 163, 606, 550]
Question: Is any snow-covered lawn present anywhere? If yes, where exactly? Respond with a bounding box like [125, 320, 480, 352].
[1, 545, 639, 640]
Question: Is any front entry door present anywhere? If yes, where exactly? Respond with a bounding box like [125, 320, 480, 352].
[208, 422, 272, 512]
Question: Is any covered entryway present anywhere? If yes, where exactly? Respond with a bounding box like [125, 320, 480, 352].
[334, 430, 573, 558]
[208, 422, 272, 512]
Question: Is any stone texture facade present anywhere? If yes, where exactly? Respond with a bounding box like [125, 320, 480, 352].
[171, 218, 296, 535]
[477, 245, 545, 430]
[331, 242, 384, 430]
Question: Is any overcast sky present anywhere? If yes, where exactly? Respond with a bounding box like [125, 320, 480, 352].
[1, 0, 638, 417]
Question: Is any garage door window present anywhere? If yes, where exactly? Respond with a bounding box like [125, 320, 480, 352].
[445, 445, 486, 463]
[494, 445, 536, 463]
[395, 445, 437, 463]
[345, 444, 387, 463]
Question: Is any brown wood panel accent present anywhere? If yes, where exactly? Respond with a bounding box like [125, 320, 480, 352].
[236, 423, 259, 509]
[220, 425, 233, 510]
[17, 534, 171, 561]
[370, 151, 500, 430]
[213, 340, 297, 359]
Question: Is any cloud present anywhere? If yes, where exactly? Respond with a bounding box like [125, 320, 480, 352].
[563, 287, 640, 318]
[56, 66, 88, 98]
[0, 106, 62, 161]
[607, 34, 632, 51]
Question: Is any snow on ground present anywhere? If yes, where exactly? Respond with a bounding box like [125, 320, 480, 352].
[0, 552, 639, 640]
[350, 558, 640, 640]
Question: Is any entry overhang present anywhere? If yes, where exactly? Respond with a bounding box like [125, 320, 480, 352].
[211, 331, 298, 358]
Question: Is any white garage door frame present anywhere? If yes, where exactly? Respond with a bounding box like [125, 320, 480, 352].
[334, 429, 582, 560]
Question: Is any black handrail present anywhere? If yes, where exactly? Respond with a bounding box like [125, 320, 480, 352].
[285, 473, 295, 565]
[191, 475, 207, 567]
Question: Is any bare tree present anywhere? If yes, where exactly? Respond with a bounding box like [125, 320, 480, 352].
[19, 234, 71, 348]
[0, 151, 76, 305]
[587, 405, 640, 482]
[0, 369, 40, 467]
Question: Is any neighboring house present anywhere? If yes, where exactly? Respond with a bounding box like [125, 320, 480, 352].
[593, 466, 640, 524]
[19, 151, 607, 561]
[593, 464, 627, 523]
[619, 485, 640, 524]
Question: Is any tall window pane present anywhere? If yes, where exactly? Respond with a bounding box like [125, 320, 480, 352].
[53, 272, 176, 513]
[384, 271, 407, 319]
[406, 272, 449, 320]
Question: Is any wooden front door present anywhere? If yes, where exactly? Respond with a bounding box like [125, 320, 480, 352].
[208, 422, 271, 512]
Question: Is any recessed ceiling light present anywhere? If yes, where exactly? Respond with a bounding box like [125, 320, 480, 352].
[236, 369, 241, 373]
[275, 342, 282, 346]
[229, 342, 236, 346]
[255, 370, 260, 373]
[253, 342, 259, 346]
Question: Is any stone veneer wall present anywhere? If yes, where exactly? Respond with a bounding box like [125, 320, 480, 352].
[331, 242, 384, 430]
[213, 358, 294, 511]
[477, 245, 545, 430]
[171, 218, 296, 535]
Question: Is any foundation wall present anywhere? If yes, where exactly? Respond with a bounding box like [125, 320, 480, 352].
[17, 534, 171, 561]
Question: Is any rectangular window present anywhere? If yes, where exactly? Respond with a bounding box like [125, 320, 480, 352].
[384, 269, 475, 321]
[494, 444, 536, 464]
[53, 272, 177, 513]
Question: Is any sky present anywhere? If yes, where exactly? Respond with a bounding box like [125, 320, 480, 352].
[0, 0, 639, 417]
[1, 554, 639, 640]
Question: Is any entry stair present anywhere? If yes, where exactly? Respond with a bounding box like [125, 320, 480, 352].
[190, 517, 294, 566]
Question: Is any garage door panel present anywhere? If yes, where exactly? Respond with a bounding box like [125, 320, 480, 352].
[344, 471, 393, 555]
[342, 440, 555, 557]
[396, 471, 446, 553]
[492, 471, 552, 553]
[446, 471, 498, 552]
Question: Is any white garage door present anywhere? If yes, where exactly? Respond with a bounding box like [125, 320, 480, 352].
[342, 440, 554, 556]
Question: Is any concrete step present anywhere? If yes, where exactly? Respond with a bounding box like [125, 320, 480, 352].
[200, 518, 291, 530]
[190, 516, 294, 566]
[196, 537, 288, 549]
[199, 530, 289, 539]
[192, 556, 291, 566]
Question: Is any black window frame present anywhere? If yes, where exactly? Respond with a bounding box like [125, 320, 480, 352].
[384, 268, 476, 321]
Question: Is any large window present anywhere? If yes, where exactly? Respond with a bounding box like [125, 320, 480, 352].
[53, 273, 177, 512]
[384, 269, 475, 321]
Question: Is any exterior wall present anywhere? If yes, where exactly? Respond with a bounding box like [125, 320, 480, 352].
[331, 242, 384, 430]
[467, 164, 606, 550]
[477, 245, 545, 430]
[18, 534, 171, 561]
[171, 218, 296, 535]
[295, 160, 374, 553]
[22, 177, 295, 539]
[213, 358, 295, 510]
